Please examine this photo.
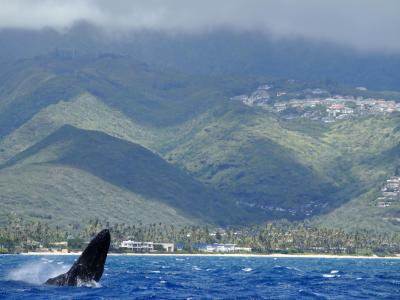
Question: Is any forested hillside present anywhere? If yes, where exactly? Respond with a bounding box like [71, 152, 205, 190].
[0, 54, 399, 232]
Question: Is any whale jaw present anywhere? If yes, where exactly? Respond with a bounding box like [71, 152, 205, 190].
[45, 229, 110, 286]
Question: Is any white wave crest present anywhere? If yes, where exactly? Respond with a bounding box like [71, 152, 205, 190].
[323, 273, 341, 278]
[77, 277, 101, 288]
[242, 267, 252, 272]
[8, 260, 68, 285]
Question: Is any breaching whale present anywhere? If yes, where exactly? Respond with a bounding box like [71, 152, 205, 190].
[45, 229, 110, 286]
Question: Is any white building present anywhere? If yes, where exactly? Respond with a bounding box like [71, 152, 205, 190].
[120, 240, 154, 252]
[157, 243, 174, 252]
[194, 243, 252, 253]
[120, 241, 175, 252]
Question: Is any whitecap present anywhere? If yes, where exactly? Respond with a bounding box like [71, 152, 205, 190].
[56, 262, 63, 265]
[8, 261, 68, 285]
[242, 268, 252, 272]
[322, 274, 340, 278]
[150, 270, 161, 273]
[330, 270, 339, 274]
[77, 278, 101, 288]
[160, 280, 166, 284]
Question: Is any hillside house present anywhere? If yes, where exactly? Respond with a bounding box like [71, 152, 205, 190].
[382, 191, 398, 198]
[274, 103, 287, 112]
[377, 176, 400, 207]
[386, 177, 400, 191]
[257, 84, 272, 90]
[377, 201, 391, 208]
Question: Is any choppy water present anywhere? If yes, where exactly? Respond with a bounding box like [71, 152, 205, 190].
[1, 255, 399, 299]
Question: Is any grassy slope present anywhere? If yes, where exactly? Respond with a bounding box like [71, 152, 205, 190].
[1, 55, 400, 230]
[164, 103, 338, 219]
[0, 165, 191, 227]
[0, 93, 159, 164]
[0, 125, 254, 226]
[163, 102, 400, 229]
[2, 90, 399, 230]
[0, 53, 258, 137]
[312, 115, 400, 232]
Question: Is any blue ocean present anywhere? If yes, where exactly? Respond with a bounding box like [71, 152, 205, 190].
[0, 255, 399, 299]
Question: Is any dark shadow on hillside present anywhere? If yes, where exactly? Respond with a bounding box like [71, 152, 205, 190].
[1, 125, 257, 225]
[215, 138, 340, 219]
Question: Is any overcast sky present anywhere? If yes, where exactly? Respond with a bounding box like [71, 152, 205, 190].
[0, 0, 399, 53]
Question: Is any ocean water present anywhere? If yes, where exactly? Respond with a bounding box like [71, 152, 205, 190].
[0, 255, 399, 299]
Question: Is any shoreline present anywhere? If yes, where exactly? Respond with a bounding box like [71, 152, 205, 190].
[15, 252, 400, 259]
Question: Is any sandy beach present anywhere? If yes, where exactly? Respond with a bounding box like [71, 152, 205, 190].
[18, 252, 400, 259]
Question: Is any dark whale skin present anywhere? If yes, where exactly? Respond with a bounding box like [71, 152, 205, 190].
[45, 229, 110, 286]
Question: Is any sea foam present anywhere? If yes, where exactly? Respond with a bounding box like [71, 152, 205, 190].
[7, 260, 67, 285]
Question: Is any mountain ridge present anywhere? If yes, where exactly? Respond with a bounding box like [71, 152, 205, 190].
[0, 125, 257, 226]
[0, 54, 399, 231]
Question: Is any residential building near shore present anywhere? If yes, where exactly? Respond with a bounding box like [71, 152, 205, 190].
[119, 240, 175, 252]
[118, 240, 252, 253]
[192, 243, 252, 253]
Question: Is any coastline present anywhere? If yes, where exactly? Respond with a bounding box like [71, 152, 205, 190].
[16, 252, 400, 259]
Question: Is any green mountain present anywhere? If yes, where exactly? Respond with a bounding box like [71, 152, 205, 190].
[0, 93, 159, 164]
[164, 104, 337, 219]
[0, 54, 400, 232]
[0, 125, 253, 226]
[0, 52, 257, 139]
[164, 102, 400, 231]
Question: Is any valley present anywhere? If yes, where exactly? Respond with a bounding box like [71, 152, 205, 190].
[0, 54, 399, 233]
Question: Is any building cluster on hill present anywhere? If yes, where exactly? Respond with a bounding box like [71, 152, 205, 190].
[376, 176, 400, 208]
[231, 84, 400, 123]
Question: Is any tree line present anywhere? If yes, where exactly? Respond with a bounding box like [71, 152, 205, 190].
[1, 216, 399, 256]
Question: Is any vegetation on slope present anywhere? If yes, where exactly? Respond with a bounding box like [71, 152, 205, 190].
[0, 125, 257, 226]
[1, 54, 400, 232]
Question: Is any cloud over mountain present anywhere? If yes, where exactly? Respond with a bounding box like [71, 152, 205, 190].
[0, 0, 399, 52]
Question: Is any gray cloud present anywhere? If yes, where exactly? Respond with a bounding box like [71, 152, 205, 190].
[0, 0, 399, 53]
